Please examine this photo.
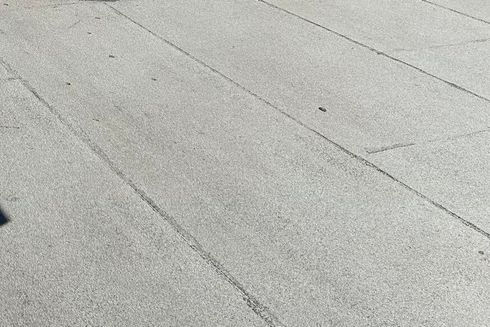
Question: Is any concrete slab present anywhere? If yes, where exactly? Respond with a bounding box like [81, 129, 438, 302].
[98, 0, 490, 155]
[99, 0, 490, 234]
[260, 0, 490, 104]
[0, 80, 266, 326]
[263, 0, 490, 51]
[390, 39, 490, 100]
[423, 0, 490, 23]
[213, 0, 490, 235]
[369, 129, 490, 233]
[255, 0, 490, 109]
[1, 2, 489, 326]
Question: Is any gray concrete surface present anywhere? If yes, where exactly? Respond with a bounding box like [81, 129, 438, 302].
[264, 0, 490, 51]
[1, 1, 490, 326]
[103, 0, 490, 231]
[0, 60, 266, 327]
[262, 0, 490, 101]
[392, 39, 490, 100]
[422, 0, 490, 23]
[103, 0, 490, 149]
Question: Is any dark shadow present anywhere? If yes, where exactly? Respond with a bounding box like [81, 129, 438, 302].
[0, 206, 10, 226]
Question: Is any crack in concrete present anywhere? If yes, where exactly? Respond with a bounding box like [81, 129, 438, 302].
[432, 128, 490, 143]
[390, 38, 490, 53]
[365, 142, 416, 154]
[67, 19, 81, 30]
[366, 128, 490, 155]
[421, 0, 490, 26]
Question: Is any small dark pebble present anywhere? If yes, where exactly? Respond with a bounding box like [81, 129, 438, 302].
[66, 82, 71, 86]
[479, 250, 484, 255]
[87, 32, 92, 35]
[109, 54, 115, 58]
[318, 106, 327, 112]
[95, 17, 101, 20]
[3, 3, 9, 6]
[151, 78, 157, 81]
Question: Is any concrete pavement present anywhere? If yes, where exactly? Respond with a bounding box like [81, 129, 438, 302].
[1, 1, 490, 326]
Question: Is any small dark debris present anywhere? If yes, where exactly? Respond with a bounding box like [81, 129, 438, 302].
[87, 32, 92, 35]
[318, 106, 327, 112]
[93, 118, 100, 122]
[479, 250, 484, 255]
[109, 54, 115, 58]
[66, 82, 71, 86]
[151, 78, 157, 81]
[3, 3, 8, 6]
[95, 17, 101, 20]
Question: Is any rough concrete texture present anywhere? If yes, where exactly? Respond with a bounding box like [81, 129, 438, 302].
[1, 1, 489, 326]
[422, 0, 490, 23]
[0, 66, 266, 327]
[392, 40, 490, 100]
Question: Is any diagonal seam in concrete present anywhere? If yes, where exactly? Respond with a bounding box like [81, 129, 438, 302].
[257, 0, 490, 104]
[421, 0, 490, 25]
[0, 57, 285, 327]
[105, 4, 490, 242]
